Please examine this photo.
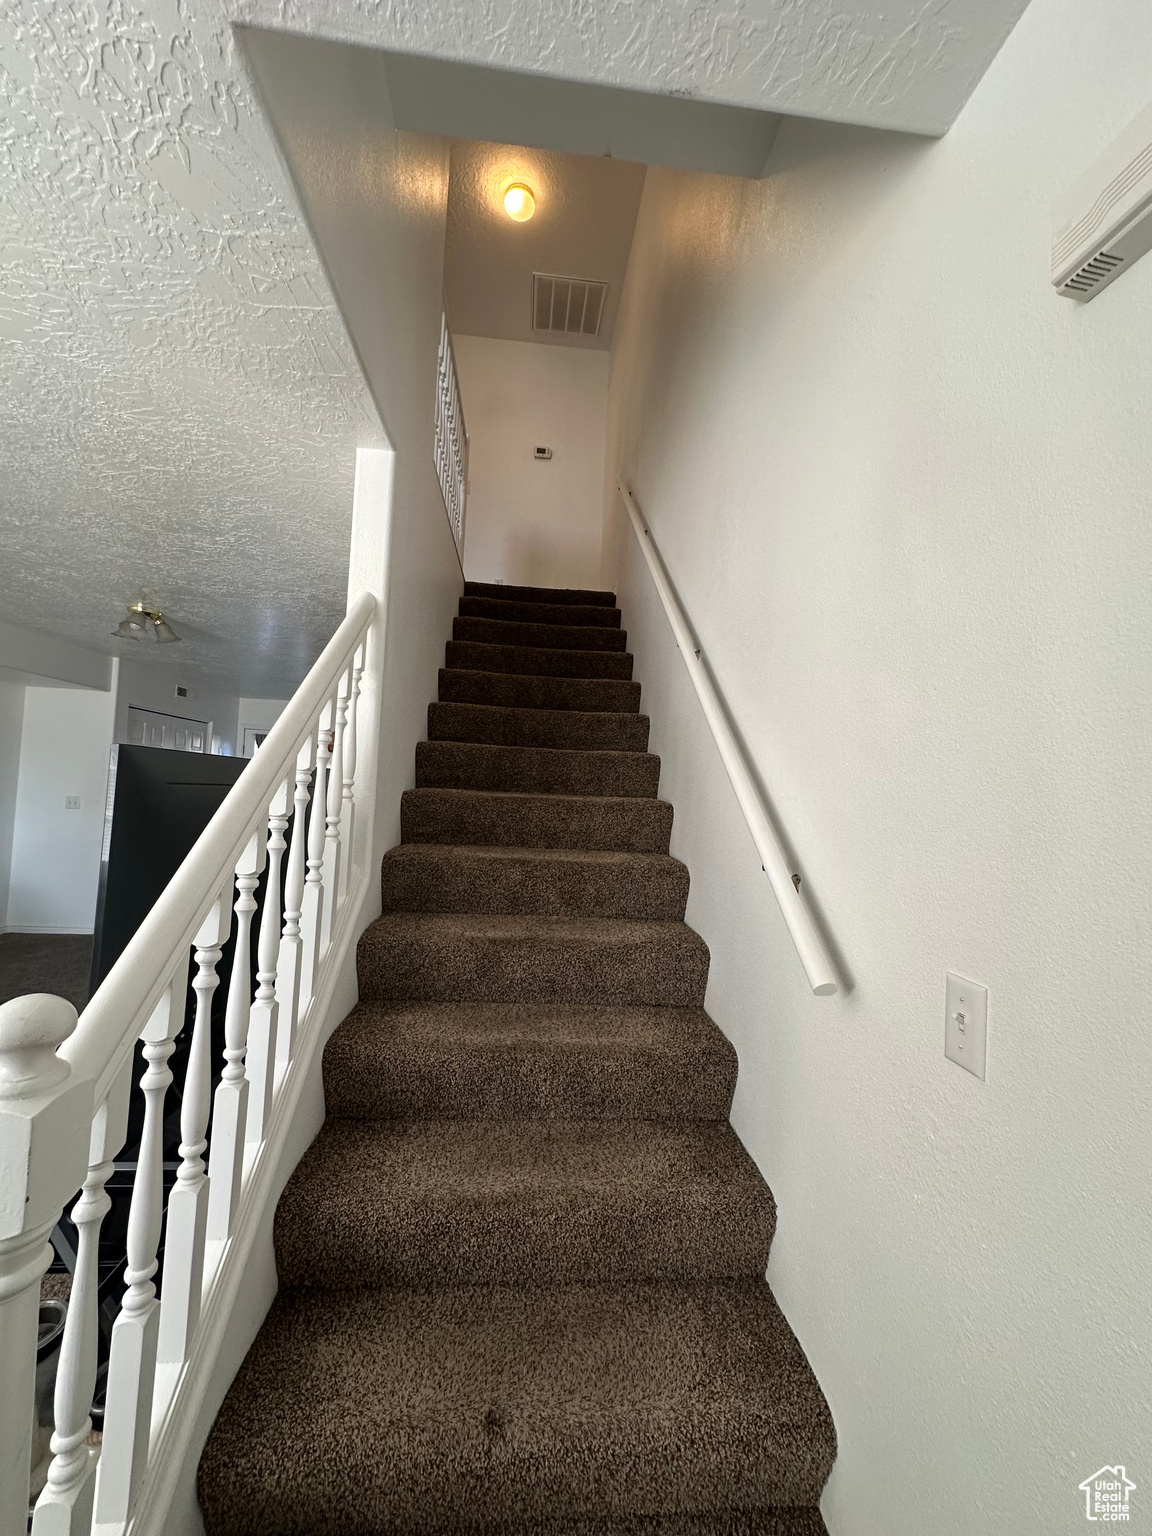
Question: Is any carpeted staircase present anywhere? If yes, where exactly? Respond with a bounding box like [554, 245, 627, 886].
[198, 581, 836, 1536]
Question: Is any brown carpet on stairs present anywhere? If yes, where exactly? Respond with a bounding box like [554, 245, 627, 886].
[198, 581, 836, 1536]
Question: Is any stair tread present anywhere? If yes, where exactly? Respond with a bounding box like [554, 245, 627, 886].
[428, 699, 650, 752]
[465, 579, 618, 607]
[380, 843, 687, 920]
[460, 596, 623, 628]
[323, 1001, 737, 1122]
[198, 1279, 836, 1534]
[455, 616, 630, 653]
[446, 640, 635, 680]
[402, 786, 674, 853]
[275, 1118, 775, 1287]
[358, 912, 709, 1007]
[417, 740, 661, 798]
[363, 909, 707, 943]
[439, 667, 642, 713]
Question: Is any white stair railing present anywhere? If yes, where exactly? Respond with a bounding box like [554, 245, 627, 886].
[620, 482, 839, 997]
[0, 590, 377, 1536]
[434, 312, 468, 559]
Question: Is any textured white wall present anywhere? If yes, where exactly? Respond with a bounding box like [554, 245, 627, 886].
[113, 659, 241, 756]
[601, 1, 1152, 1532]
[7, 686, 117, 933]
[239, 29, 461, 860]
[237, 697, 288, 754]
[0, 682, 26, 927]
[0, 620, 114, 691]
[455, 337, 609, 590]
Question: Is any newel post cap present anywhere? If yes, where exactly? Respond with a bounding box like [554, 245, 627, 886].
[0, 994, 78, 1100]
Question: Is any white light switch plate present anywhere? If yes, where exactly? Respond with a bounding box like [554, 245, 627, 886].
[64, 795, 81, 810]
[945, 972, 988, 1080]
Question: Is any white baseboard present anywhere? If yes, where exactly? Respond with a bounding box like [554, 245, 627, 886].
[0, 925, 94, 935]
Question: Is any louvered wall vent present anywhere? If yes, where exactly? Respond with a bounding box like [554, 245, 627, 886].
[532, 273, 608, 337]
[1052, 95, 1152, 302]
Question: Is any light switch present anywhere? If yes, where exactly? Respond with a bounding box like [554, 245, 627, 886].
[64, 795, 81, 810]
[944, 972, 988, 1080]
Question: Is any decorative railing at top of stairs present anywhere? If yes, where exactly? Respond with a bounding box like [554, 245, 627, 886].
[0, 590, 378, 1536]
[620, 482, 839, 997]
[434, 313, 468, 561]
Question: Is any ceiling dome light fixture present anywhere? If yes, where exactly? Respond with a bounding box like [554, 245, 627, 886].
[503, 183, 535, 222]
[112, 603, 181, 643]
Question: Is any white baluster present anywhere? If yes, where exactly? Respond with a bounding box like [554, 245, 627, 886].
[33, 1057, 132, 1536]
[94, 966, 188, 1528]
[275, 738, 315, 1069]
[338, 649, 363, 902]
[298, 706, 332, 1010]
[245, 782, 290, 1143]
[0, 995, 89, 1536]
[320, 674, 350, 946]
[206, 829, 266, 1243]
[156, 891, 230, 1367]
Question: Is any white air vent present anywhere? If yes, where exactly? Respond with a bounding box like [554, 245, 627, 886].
[1052, 97, 1152, 302]
[532, 273, 607, 336]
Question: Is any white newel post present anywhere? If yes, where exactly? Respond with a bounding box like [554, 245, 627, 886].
[276, 739, 315, 1068]
[0, 995, 91, 1536]
[298, 708, 332, 1009]
[321, 672, 350, 946]
[206, 828, 266, 1242]
[33, 1056, 132, 1536]
[338, 650, 363, 902]
[93, 965, 189, 1529]
[246, 781, 289, 1143]
[156, 892, 231, 1367]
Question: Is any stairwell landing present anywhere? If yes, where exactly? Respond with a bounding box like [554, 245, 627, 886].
[198, 581, 836, 1535]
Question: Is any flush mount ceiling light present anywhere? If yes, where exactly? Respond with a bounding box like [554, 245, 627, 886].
[112, 602, 181, 643]
[503, 183, 535, 222]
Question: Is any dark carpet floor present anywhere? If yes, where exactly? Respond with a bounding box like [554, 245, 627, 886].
[0, 932, 92, 1010]
[198, 580, 836, 1535]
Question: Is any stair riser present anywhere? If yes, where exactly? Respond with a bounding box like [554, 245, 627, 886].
[428, 701, 650, 753]
[439, 668, 642, 714]
[460, 597, 623, 629]
[446, 641, 635, 680]
[324, 1040, 736, 1121]
[357, 930, 709, 1006]
[416, 741, 660, 798]
[455, 616, 629, 653]
[275, 1184, 775, 1290]
[380, 850, 688, 920]
[464, 580, 617, 609]
[401, 789, 674, 853]
[393, 1514, 829, 1536]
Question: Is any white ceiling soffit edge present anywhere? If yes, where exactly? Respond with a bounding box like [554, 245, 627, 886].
[225, 0, 1034, 138]
[379, 51, 780, 180]
[0, 620, 114, 692]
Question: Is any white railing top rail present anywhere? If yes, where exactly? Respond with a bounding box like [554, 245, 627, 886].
[64, 589, 376, 1101]
[619, 482, 839, 997]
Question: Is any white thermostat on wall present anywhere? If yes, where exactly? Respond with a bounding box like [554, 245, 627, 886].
[534, 446, 553, 460]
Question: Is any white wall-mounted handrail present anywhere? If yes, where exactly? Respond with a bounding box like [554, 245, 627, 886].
[620, 482, 838, 997]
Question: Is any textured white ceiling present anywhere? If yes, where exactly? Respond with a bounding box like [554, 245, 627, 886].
[230, 0, 1033, 138]
[0, 0, 1032, 698]
[445, 141, 646, 349]
[0, 0, 381, 697]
